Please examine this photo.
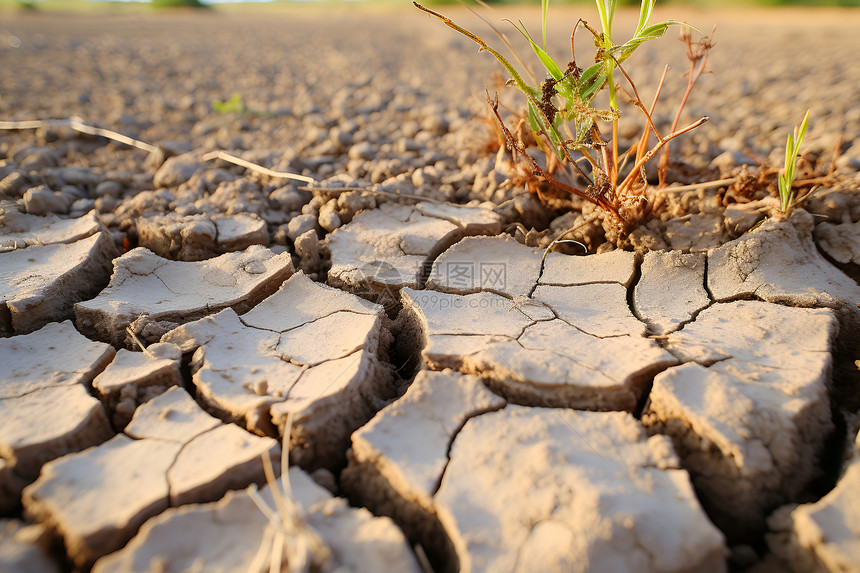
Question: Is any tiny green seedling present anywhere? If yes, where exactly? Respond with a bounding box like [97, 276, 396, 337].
[212, 93, 251, 116]
[415, 0, 713, 234]
[778, 110, 810, 213]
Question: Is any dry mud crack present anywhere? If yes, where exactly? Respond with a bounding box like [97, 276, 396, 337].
[2, 8, 860, 572]
[2, 206, 858, 572]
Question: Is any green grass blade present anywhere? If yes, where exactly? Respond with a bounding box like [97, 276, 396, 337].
[508, 19, 564, 80]
[796, 110, 810, 150]
[778, 177, 788, 211]
[414, 3, 536, 96]
[541, 0, 549, 50]
[595, 0, 615, 37]
[779, 110, 811, 213]
[635, 0, 656, 37]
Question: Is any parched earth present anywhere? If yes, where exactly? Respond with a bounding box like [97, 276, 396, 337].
[2, 5, 860, 573]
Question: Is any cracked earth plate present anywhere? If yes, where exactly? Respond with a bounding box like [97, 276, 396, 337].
[74, 244, 293, 346]
[644, 300, 838, 540]
[162, 272, 394, 471]
[92, 467, 421, 573]
[1, 231, 118, 336]
[21, 386, 279, 569]
[326, 202, 502, 303]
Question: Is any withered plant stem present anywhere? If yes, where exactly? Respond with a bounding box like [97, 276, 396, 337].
[657, 25, 717, 188]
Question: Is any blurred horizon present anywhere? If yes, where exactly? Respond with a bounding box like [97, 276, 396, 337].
[5, 0, 860, 6]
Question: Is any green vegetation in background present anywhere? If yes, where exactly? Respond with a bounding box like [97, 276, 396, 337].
[3, 0, 857, 10]
[151, 0, 207, 8]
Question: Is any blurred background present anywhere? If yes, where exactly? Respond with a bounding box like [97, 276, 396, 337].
[2, 0, 858, 12]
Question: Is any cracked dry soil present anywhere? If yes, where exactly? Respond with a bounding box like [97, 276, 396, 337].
[2, 5, 860, 573]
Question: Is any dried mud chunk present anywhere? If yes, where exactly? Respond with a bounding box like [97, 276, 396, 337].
[644, 301, 838, 540]
[1, 232, 118, 336]
[91, 489, 267, 573]
[400, 289, 677, 411]
[124, 387, 221, 443]
[539, 249, 636, 286]
[22, 387, 279, 569]
[326, 202, 502, 299]
[426, 235, 542, 297]
[766, 432, 860, 573]
[74, 245, 293, 347]
[135, 213, 217, 261]
[135, 213, 269, 261]
[532, 283, 645, 337]
[708, 211, 860, 307]
[664, 213, 728, 252]
[342, 370, 505, 572]
[0, 321, 115, 512]
[0, 209, 103, 252]
[153, 153, 202, 189]
[92, 468, 421, 573]
[0, 321, 115, 399]
[167, 423, 278, 506]
[162, 273, 393, 470]
[0, 519, 59, 573]
[23, 434, 181, 569]
[91, 346, 182, 429]
[434, 407, 726, 573]
[0, 385, 113, 514]
[633, 251, 709, 335]
[814, 220, 860, 264]
[212, 213, 268, 253]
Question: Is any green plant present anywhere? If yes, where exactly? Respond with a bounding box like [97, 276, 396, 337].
[778, 110, 810, 213]
[415, 0, 713, 233]
[212, 93, 251, 115]
[151, 0, 207, 8]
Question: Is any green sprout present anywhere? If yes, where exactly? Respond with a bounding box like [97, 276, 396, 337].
[778, 110, 810, 213]
[414, 0, 711, 233]
[212, 93, 251, 116]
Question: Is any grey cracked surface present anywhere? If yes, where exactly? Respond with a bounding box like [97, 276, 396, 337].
[708, 211, 860, 309]
[74, 244, 294, 346]
[0, 321, 115, 513]
[644, 300, 838, 540]
[400, 242, 678, 411]
[634, 251, 709, 335]
[21, 386, 279, 569]
[92, 467, 421, 573]
[161, 272, 394, 471]
[437, 406, 726, 573]
[326, 202, 502, 299]
[1, 9, 859, 571]
[1, 231, 118, 336]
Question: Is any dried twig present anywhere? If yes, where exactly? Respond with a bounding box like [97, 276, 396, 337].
[298, 185, 445, 204]
[1, 117, 315, 185]
[125, 325, 158, 360]
[656, 26, 717, 188]
[201, 150, 315, 184]
[0, 117, 157, 153]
